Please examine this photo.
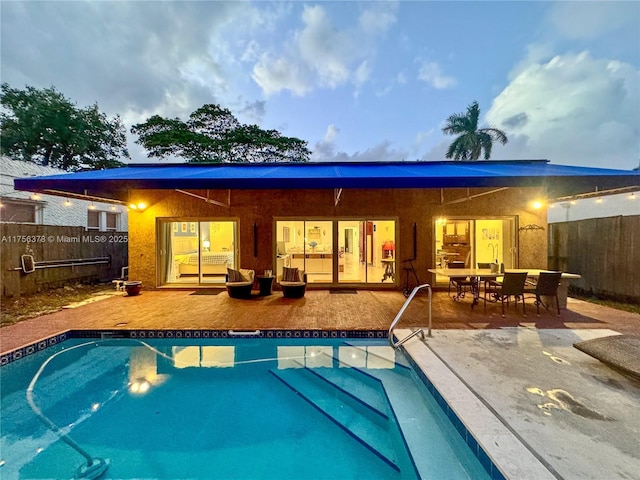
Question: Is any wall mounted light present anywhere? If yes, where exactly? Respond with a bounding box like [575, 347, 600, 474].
[88, 203, 96, 210]
[31, 194, 41, 201]
[128, 202, 147, 211]
[63, 199, 72, 207]
[531, 200, 544, 210]
[595, 198, 603, 204]
[629, 193, 636, 200]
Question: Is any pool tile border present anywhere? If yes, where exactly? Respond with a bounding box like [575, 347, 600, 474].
[1, 331, 70, 366]
[0, 329, 387, 366]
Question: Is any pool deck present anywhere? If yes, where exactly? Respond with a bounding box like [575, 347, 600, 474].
[2, 288, 639, 479]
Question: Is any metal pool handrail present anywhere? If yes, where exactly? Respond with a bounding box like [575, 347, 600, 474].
[389, 283, 432, 348]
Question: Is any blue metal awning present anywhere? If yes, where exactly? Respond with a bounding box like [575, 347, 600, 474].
[14, 160, 640, 202]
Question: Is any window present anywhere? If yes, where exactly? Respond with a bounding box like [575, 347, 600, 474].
[0, 200, 38, 223]
[87, 210, 100, 230]
[88, 210, 120, 231]
[106, 212, 117, 231]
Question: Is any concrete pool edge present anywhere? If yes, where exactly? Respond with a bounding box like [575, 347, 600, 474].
[397, 328, 557, 480]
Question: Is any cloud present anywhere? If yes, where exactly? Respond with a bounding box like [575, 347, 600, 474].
[313, 141, 408, 163]
[312, 123, 406, 163]
[324, 124, 340, 143]
[486, 51, 639, 168]
[238, 100, 267, 124]
[252, 56, 311, 96]
[417, 61, 457, 90]
[548, 2, 638, 41]
[0, 1, 266, 127]
[0, 1, 291, 162]
[251, 3, 397, 96]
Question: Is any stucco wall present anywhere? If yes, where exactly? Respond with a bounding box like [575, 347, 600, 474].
[127, 186, 547, 289]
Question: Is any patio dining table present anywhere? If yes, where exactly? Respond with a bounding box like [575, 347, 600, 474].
[427, 268, 581, 309]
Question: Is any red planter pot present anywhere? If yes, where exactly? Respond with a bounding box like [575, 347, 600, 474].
[124, 281, 142, 296]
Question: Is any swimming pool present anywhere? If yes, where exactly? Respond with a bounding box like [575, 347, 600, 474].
[1, 337, 491, 479]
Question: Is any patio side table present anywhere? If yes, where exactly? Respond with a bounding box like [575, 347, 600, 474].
[257, 276, 275, 296]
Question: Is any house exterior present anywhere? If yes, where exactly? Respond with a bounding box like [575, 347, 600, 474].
[14, 160, 640, 292]
[548, 189, 639, 223]
[1, 157, 129, 297]
[1, 156, 128, 230]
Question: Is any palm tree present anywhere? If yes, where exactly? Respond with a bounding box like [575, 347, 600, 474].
[442, 101, 508, 160]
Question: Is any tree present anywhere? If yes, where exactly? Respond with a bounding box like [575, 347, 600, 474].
[131, 104, 310, 163]
[442, 101, 508, 160]
[0, 83, 129, 170]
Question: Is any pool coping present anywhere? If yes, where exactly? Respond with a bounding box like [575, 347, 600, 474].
[397, 328, 557, 480]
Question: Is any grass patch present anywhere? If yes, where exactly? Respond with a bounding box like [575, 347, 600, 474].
[572, 294, 640, 315]
[0, 283, 115, 327]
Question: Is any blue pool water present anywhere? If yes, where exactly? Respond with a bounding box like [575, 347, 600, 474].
[1, 338, 491, 479]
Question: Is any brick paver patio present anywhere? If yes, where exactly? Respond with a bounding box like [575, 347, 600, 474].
[2, 288, 638, 354]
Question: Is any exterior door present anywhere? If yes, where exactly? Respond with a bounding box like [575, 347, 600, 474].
[276, 219, 395, 286]
[433, 217, 516, 283]
[159, 220, 237, 285]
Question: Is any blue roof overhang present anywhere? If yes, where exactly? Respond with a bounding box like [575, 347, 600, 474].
[14, 160, 640, 203]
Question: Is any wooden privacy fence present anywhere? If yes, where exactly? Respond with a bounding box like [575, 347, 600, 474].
[548, 215, 640, 303]
[1, 223, 128, 299]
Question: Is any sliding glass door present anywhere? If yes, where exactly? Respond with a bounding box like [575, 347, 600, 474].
[433, 217, 516, 282]
[276, 219, 396, 286]
[159, 220, 237, 285]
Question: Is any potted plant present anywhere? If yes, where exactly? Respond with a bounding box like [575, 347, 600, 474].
[124, 281, 142, 296]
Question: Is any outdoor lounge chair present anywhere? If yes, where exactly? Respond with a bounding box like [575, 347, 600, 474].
[484, 271, 528, 317]
[225, 268, 255, 299]
[278, 267, 307, 299]
[524, 271, 562, 316]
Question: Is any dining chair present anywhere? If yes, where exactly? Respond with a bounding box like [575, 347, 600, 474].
[484, 271, 528, 317]
[448, 261, 474, 300]
[476, 262, 493, 292]
[524, 271, 563, 316]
